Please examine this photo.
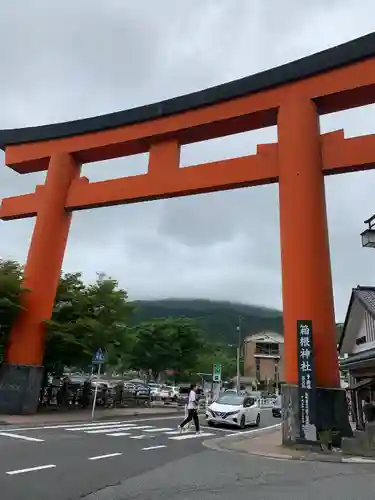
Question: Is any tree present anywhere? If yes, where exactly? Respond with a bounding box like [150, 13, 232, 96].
[44, 273, 134, 374]
[130, 317, 205, 380]
[194, 344, 237, 381]
[0, 259, 24, 358]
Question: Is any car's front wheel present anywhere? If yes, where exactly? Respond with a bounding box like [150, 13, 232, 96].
[240, 415, 246, 429]
[207, 420, 215, 427]
[254, 413, 260, 427]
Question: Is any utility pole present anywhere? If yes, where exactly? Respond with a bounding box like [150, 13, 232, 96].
[236, 315, 242, 393]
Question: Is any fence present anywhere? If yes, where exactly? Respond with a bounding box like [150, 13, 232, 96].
[258, 397, 275, 408]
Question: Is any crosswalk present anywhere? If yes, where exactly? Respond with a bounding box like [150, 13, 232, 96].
[62, 420, 215, 442]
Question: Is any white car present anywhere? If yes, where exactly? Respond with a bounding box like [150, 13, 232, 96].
[206, 394, 260, 429]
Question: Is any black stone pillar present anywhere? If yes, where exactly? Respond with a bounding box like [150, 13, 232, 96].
[281, 384, 353, 446]
[0, 363, 43, 414]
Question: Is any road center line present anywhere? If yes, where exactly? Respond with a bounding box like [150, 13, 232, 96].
[0, 432, 44, 442]
[89, 453, 122, 461]
[142, 445, 167, 451]
[6, 464, 56, 475]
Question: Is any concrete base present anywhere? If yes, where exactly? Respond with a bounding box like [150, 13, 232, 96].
[281, 384, 353, 446]
[342, 423, 375, 457]
[0, 363, 43, 414]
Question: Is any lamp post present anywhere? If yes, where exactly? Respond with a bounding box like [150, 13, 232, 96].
[361, 215, 375, 248]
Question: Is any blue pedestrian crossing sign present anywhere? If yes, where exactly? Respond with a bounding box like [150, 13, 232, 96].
[92, 348, 106, 364]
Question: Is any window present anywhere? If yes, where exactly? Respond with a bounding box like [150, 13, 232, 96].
[356, 336, 367, 346]
[255, 358, 260, 380]
[255, 342, 280, 356]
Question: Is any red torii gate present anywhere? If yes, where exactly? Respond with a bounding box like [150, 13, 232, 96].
[0, 32, 374, 438]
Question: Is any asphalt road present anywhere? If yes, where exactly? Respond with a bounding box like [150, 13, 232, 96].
[0, 410, 275, 500]
[1, 410, 374, 500]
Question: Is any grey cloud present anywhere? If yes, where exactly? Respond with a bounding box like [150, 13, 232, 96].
[1, 0, 375, 320]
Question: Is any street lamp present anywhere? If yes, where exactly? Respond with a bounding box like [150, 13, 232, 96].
[361, 215, 375, 248]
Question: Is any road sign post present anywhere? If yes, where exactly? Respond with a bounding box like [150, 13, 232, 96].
[91, 348, 106, 419]
[212, 363, 222, 383]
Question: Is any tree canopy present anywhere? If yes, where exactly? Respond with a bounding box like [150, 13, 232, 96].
[0, 260, 223, 381]
[130, 317, 205, 380]
[0, 259, 24, 360]
[44, 272, 134, 374]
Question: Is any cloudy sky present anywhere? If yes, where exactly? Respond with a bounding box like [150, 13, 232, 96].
[0, 0, 375, 321]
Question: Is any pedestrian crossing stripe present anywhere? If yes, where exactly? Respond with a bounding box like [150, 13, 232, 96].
[85, 425, 153, 434]
[62, 422, 217, 442]
[66, 423, 138, 432]
[143, 428, 173, 433]
[107, 432, 131, 437]
[170, 432, 214, 440]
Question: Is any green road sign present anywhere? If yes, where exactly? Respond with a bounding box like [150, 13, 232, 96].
[212, 363, 222, 382]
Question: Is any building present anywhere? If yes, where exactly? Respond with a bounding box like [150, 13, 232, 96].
[339, 286, 375, 429]
[243, 331, 284, 390]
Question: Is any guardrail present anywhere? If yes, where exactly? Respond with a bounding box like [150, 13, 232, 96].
[258, 398, 275, 408]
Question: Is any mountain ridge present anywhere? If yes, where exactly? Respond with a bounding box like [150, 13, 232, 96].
[130, 298, 284, 345]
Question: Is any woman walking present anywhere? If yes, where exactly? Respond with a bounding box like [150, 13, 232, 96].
[178, 383, 200, 434]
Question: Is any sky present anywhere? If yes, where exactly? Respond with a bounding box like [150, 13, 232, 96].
[0, 0, 375, 322]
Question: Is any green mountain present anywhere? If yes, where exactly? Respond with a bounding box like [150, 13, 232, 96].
[130, 298, 283, 345]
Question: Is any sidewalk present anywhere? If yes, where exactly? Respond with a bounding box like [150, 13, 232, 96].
[0, 405, 180, 426]
[206, 429, 375, 463]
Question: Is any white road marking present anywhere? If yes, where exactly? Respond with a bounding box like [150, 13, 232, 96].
[142, 445, 167, 451]
[170, 432, 215, 440]
[129, 435, 147, 439]
[66, 423, 138, 431]
[0, 432, 44, 442]
[89, 453, 122, 461]
[144, 427, 172, 433]
[342, 456, 375, 463]
[6, 464, 56, 475]
[106, 432, 131, 437]
[224, 423, 281, 438]
[86, 425, 154, 434]
[201, 426, 233, 433]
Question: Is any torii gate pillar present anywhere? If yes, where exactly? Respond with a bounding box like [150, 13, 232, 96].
[278, 97, 351, 442]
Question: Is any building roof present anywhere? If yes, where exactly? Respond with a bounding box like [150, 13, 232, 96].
[338, 286, 375, 355]
[0, 32, 375, 148]
[340, 348, 375, 370]
[244, 331, 284, 344]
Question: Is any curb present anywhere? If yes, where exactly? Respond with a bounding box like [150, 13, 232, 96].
[203, 427, 375, 464]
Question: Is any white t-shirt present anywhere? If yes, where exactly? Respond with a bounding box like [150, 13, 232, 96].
[187, 390, 197, 410]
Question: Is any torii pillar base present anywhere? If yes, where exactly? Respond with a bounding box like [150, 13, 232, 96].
[0, 364, 44, 414]
[281, 385, 353, 446]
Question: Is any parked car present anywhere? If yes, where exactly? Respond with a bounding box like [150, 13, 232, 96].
[206, 394, 260, 429]
[159, 385, 173, 402]
[177, 385, 190, 407]
[169, 386, 179, 401]
[176, 385, 203, 407]
[272, 395, 282, 418]
[123, 382, 150, 399]
[148, 383, 161, 399]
